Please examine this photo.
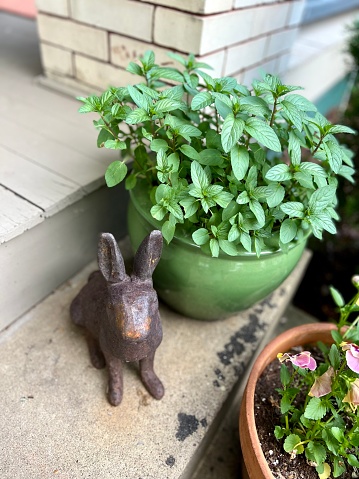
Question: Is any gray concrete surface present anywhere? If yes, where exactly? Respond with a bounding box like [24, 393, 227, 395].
[0, 250, 310, 479]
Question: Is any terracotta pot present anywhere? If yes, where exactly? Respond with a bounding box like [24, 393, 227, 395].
[239, 322, 337, 479]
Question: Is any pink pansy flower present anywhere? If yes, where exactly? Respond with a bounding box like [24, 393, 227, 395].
[277, 351, 317, 371]
[341, 342, 359, 373]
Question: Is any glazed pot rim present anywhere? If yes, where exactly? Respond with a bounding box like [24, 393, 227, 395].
[239, 322, 338, 479]
[129, 182, 311, 258]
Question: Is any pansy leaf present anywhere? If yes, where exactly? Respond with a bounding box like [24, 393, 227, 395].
[304, 397, 326, 420]
[347, 454, 359, 468]
[307, 441, 326, 466]
[283, 434, 304, 454]
[329, 286, 345, 308]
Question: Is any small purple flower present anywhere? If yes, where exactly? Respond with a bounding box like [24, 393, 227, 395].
[277, 351, 317, 371]
[342, 342, 359, 373]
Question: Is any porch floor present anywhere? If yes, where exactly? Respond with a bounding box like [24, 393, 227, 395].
[0, 246, 314, 479]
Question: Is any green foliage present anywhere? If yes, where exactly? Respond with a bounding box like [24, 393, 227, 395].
[275, 282, 359, 478]
[78, 50, 356, 257]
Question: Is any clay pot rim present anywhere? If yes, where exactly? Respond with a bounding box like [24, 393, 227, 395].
[239, 322, 337, 479]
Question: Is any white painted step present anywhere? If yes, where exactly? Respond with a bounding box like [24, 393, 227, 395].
[0, 12, 126, 329]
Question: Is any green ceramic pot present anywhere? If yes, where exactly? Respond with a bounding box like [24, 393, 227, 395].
[128, 182, 309, 321]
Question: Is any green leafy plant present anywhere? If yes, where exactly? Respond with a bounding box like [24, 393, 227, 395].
[275, 277, 359, 478]
[78, 50, 356, 257]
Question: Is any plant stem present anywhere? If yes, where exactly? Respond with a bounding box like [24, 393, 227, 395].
[269, 98, 278, 127]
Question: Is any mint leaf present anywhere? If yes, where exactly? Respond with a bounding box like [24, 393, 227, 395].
[281, 100, 303, 130]
[245, 118, 281, 152]
[180, 144, 200, 160]
[266, 164, 292, 181]
[210, 238, 220, 257]
[198, 149, 224, 166]
[231, 145, 249, 180]
[280, 219, 298, 244]
[150, 139, 169, 152]
[126, 108, 151, 124]
[221, 114, 245, 153]
[162, 220, 176, 244]
[192, 228, 209, 246]
[288, 131, 301, 166]
[219, 239, 238, 256]
[191, 161, 209, 189]
[191, 91, 213, 110]
[105, 161, 128, 187]
[265, 183, 285, 208]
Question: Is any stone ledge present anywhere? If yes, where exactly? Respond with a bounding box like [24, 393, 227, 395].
[0, 249, 311, 479]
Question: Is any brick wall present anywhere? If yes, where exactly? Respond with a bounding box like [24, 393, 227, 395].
[36, 0, 305, 93]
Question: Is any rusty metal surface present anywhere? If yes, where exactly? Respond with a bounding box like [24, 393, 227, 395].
[70, 230, 164, 406]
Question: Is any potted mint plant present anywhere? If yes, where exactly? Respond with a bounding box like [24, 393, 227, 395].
[240, 278, 359, 479]
[78, 51, 355, 320]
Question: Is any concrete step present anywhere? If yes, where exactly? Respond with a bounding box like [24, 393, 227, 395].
[0, 12, 127, 329]
[192, 304, 317, 479]
[0, 247, 311, 479]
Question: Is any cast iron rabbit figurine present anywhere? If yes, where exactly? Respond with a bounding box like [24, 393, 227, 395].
[70, 230, 164, 406]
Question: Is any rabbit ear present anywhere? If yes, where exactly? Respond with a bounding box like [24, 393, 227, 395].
[132, 230, 163, 281]
[98, 233, 128, 283]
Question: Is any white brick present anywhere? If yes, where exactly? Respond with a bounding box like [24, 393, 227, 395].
[75, 54, 141, 90]
[200, 8, 255, 55]
[287, 0, 305, 26]
[225, 37, 267, 75]
[40, 42, 73, 76]
[242, 57, 278, 85]
[37, 14, 108, 60]
[234, 0, 277, 8]
[110, 35, 178, 68]
[154, 8, 203, 55]
[276, 52, 291, 76]
[265, 28, 299, 58]
[44, 71, 104, 96]
[250, 3, 291, 38]
[198, 50, 226, 78]
[110, 34, 225, 78]
[138, 0, 232, 14]
[35, 0, 69, 17]
[70, 0, 154, 42]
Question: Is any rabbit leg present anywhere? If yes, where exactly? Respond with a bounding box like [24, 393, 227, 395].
[102, 352, 123, 406]
[85, 332, 106, 369]
[140, 352, 164, 400]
